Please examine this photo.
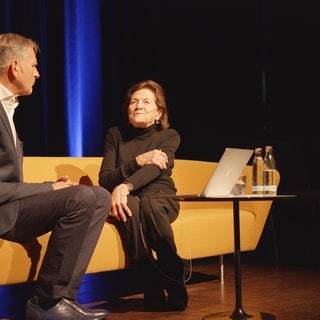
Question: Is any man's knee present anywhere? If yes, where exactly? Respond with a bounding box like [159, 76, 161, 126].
[92, 185, 110, 198]
[91, 185, 111, 211]
[66, 185, 109, 219]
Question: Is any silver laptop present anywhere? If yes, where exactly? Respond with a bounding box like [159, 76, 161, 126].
[177, 147, 253, 199]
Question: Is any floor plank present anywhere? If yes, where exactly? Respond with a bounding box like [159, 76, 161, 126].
[86, 256, 320, 320]
[1, 255, 319, 319]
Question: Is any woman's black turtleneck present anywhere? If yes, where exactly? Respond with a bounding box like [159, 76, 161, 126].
[98, 123, 181, 196]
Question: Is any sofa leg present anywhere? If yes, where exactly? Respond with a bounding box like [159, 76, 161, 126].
[219, 255, 224, 284]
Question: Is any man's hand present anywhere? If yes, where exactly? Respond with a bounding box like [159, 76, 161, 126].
[52, 176, 78, 190]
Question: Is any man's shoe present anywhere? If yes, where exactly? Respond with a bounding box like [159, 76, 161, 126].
[25, 296, 109, 320]
[61, 298, 109, 318]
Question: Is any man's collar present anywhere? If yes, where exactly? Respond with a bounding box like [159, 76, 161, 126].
[0, 84, 18, 106]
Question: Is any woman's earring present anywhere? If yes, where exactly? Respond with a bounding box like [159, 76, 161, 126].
[155, 119, 159, 124]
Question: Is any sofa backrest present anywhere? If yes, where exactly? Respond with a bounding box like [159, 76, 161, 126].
[23, 157, 102, 185]
[23, 157, 280, 195]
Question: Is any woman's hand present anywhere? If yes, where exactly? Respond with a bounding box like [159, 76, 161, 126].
[136, 149, 168, 169]
[109, 183, 133, 222]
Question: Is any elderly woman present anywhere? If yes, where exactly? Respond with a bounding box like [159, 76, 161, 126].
[99, 80, 188, 311]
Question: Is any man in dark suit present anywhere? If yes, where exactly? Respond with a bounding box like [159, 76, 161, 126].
[0, 33, 111, 320]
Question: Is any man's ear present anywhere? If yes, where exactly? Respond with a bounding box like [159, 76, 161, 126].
[8, 60, 19, 79]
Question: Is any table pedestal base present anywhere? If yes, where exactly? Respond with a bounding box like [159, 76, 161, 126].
[203, 310, 275, 320]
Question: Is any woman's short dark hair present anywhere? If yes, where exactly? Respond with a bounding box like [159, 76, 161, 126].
[123, 80, 170, 129]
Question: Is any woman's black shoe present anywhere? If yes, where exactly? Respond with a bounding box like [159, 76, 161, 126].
[144, 289, 167, 311]
[167, 283, 189, 311]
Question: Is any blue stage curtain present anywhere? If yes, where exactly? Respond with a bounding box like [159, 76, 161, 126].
[64, 0, 102, 156]
[0, 0, 103, 156]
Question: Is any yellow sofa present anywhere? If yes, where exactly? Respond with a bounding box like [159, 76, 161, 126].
[0, 157, 279, 286]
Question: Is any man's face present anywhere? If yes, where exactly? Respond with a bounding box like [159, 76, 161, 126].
[13, 47, 40, 96]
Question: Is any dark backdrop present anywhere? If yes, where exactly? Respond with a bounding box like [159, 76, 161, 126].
[1, 0, 319, 188]
[1, 0, 320, 270]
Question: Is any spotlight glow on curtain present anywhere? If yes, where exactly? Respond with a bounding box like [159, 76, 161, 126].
[64, 1, 102, 156]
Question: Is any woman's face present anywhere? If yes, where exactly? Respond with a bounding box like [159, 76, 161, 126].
[128, 88, 162, 128]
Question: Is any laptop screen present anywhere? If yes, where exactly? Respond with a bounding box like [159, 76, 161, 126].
[200, 147, 253, 197]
